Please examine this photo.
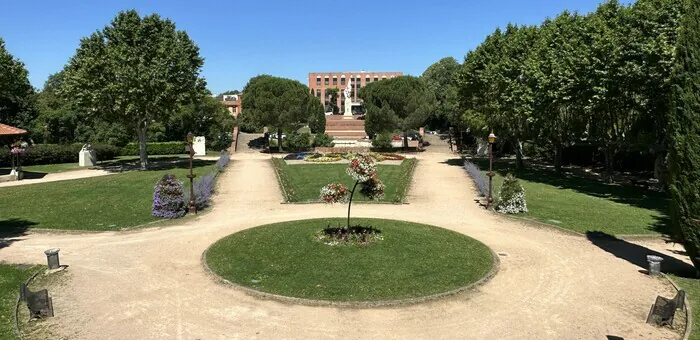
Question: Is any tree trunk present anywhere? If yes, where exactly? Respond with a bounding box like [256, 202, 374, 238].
[514, 138, 525, 169]
[277, 127, 283, 153]
[137, 121, 149, 170]
[403, 131, 408, 151]
[554, 144, 563, 174]
[603, 146, 615, 183]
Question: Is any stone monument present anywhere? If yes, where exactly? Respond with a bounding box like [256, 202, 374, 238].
[79, 144, 96, 167]
[193, 136, 206, 156]
[343, 82, 353, 119]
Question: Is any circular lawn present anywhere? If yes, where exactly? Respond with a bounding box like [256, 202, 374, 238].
[204, 218, 495, 303]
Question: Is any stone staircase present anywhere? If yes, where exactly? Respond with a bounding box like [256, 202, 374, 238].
[325, 115, 367, 142]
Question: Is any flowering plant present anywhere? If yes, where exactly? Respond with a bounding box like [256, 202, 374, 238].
[152, 174, 186, 219]
[346, 154, 378, 182]
[321, 153, 385, 229]
[495, 174, 528, 214]
[320, 182, 348, 203]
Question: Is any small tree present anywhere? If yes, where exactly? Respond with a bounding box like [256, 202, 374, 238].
[495, 174, 528, 214]
[320, 154, 385, 229]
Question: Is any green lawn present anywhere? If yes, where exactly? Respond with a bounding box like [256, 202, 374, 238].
[272, 158, 416, 203]
[669, 276, 699, 339]
[0, 263, 39, 340]
[0, 158, 216, 231]
[473, 159, 669, 236]
[205, 218, 494, 301]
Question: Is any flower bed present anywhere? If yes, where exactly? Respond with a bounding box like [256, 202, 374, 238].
[380, 153, 405, 161]
[288, 151, 407, 163]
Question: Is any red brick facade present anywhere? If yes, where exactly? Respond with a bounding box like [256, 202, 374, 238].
[308, 71, 403, 112]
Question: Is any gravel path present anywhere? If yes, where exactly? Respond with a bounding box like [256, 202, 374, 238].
[0, 136, 689, 339]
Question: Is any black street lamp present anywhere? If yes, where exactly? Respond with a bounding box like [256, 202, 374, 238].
[186, 132, 197, 214]
[487, 130, 496, 208]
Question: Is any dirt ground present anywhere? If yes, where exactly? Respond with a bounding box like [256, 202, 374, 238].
[0, 135, 689, 339]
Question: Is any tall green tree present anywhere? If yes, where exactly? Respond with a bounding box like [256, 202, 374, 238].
[421, 57, 460, 132]
[668, 0, 700, 270]
[308, 96, 326, 133]
[360, 76, 434, 149]
[526, 12, 590, 173]
[0, 38, 36, 131]
[325, 87, 340, 114]
[62, 10, 205, 169]
[241, 75, 315, 152]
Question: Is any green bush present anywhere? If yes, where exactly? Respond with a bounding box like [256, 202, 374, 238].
[372, 133, 393, 150]
[120, 142, 185, 156]
[0, 143, 120, 166]
[495, 174, 528, 214]
[283, 132, 311, 152]
[313, 133, 334, 147]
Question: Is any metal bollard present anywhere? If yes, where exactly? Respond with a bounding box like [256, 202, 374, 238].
[647, 255, 663, 276]
[44, 248, 60, 270]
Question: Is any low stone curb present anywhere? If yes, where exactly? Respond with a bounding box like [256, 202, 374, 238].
[200, 223, 500, 309]
[661, 274, 693, 340]
[14, 268, 42, 340]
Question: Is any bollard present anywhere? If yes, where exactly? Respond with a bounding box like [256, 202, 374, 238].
[44, 248, 60, 270]
[647, 255, 663, 276]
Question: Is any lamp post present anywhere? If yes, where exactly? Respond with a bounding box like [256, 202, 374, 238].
[487, 130, 496, 208]
[186, 132, 197, 214]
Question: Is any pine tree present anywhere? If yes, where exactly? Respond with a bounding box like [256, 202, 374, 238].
[668, 0, 700, 270]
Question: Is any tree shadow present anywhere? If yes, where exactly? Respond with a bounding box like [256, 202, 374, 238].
[472, 158, 671, 233]
[441, 158, 464, 167]
[0, 219, 36, 249]
[586, 231, 697, 278]
[0, 169, 49, 179]
[247, 136, 267, 150]
[95, 157, 216, 173]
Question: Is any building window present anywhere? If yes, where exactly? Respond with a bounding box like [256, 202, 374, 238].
[316, 89, 321, 97]
[333, 77, 337, 85]
[341, 77, 346, 85]
[324, 77, 329, 85]
[316, 77, 321, 85]
[366, 76, 370, 83]
[374, 76, 379, 82]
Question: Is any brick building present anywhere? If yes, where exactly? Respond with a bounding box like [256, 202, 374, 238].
[308, 71, 403, 113]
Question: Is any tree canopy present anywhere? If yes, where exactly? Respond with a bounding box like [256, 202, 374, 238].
[421, 57, 460, 132]
[360, 76, 434, 148]
[62, 10, 205, 169]
[0, 38, 36, 131]
[240, 75, 316, 151]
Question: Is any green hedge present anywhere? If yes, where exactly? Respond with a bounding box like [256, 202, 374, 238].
[0, 143, 121, 166]
[120, 142, 185, 156]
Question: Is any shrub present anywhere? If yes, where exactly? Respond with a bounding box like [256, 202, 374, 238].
[495, 174, 528, 214]
[463, 160, 488, 197]
[0, 143, 119, 166]
[372, 133, 393, 150]
[185, 173, 216, 210]
[208, 131, 233, 151]
[215, 151, 230, 171]
[313, 133, 334, 147]
[152, 174, 186, 219]
[121, 142, 185, 156]
[283, 132, 311, 152]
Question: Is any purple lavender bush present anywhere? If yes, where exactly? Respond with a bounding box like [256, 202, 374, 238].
[152, 174, 186, 218]
[464, 160, 489, 197]
[216, 151, 230, 171]
[185, 173, 216, 209]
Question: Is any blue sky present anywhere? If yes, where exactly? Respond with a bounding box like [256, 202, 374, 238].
[0, 0, 633, 94]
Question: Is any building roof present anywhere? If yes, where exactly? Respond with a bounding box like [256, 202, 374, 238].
[0, 123, 28, 136]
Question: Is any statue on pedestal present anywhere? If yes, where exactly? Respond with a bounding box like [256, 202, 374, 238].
[343, 81, 353, 117]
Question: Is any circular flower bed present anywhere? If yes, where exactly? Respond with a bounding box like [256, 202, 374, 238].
[204, 218, 496, 303]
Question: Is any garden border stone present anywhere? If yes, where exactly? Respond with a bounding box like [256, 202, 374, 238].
[200, 220, 500, 308]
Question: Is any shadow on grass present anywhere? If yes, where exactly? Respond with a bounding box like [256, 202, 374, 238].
[0, 218, 36, 249]
[0, 168, 49, 179]
[96, 157, 216, 173]
[586, 231, 697, 278]
[472, 158, 672, 234]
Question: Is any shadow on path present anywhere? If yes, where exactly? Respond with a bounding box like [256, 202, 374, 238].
[586, 231, 697, 278]
[0, 218, 36, 249]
